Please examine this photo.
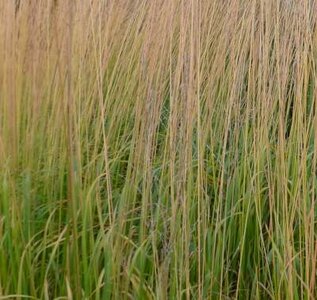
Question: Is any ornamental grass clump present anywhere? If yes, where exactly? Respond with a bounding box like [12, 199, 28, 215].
[0, 1, 317, 299]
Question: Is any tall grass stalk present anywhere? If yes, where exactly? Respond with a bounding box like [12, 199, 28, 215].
[1, 0, 317, 299]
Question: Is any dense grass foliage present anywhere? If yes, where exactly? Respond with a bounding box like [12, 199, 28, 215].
[1, 1, 317, 299]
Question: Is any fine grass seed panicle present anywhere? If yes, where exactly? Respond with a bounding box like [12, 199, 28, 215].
[1, 0, 317, 299]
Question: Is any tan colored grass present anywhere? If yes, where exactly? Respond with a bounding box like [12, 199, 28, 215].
[0, 0, 317, 299]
